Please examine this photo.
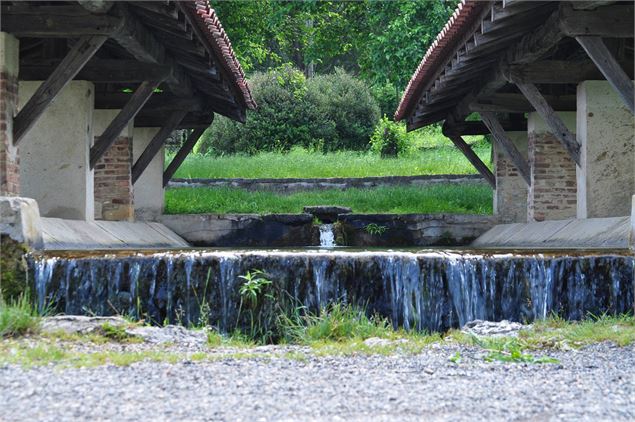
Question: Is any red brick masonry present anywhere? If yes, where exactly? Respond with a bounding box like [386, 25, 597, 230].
[0, 71, 19, 195]
[93, 136, 134, 220]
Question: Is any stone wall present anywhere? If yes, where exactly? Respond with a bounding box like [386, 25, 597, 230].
[0, 33, 19, 196]
[133, 127, 164, 220]
[527, 112, 577, 222]
[493, 132, 528, 223]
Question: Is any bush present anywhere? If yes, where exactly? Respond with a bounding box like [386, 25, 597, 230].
[370, 116, 410, 157]
[196, 66, 380, 155]
[307, 68, 380, 151]
[370, 82, 400, 119]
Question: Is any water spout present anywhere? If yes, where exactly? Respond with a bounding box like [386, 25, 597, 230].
[319, 224, 336, 247]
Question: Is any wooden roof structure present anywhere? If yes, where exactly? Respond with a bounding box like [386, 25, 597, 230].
[395, 0, 634, 188]
[1, 0, 255, 184]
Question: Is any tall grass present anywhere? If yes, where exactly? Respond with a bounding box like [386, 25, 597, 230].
[169, 143, 491, 179]
[165, 184, 493, 215]
[0, 295, 39, 337]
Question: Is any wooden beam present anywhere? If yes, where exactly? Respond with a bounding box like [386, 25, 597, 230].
[443, 119, 527, 136]
[504, 60, 634, 84]
[469, 94, 577, 113]
[77, 1, 114, 14]
[444, 133, 496, 189]
[132, 110, 188, 184]
[95, 94, 205, 112]
[480, 112, 530, 185]
[576, 36, 635, 114]
[20, 59, 172, 83]
[559, 4, 634, 38]
[163, 126, 208, 187]
[13, 35, 107, 146]
[515, 82, 581, 165]
[90, 80, 163, 169]
[0, 7, 122, 37]
[109, 4, 193, 97]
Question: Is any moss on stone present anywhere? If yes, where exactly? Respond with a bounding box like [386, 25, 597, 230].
[0, 235, 30, 302]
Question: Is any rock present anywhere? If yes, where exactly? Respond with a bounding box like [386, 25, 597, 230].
[125, 325, 208, 346]
[303, 206, 352, 223]
[40, 315, 128, 335]
[363, 337, 393, 347]
[461, 320, 530, 337]
[0, 196, 43, 248]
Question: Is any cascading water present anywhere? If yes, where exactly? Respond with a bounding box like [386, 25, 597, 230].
[319, 224, 336, 247]
[29, 249, 634, 332]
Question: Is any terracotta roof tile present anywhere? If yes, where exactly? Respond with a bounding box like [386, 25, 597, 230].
[181, 0, 256, 110]
[394, 0, 485, 122]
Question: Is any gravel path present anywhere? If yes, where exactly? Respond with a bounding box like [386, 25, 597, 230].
[1, 342, 634, 421]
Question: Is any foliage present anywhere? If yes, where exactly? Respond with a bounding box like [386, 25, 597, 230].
[0, 294, 39, 338]
[307, 68, 380, 151]
[197, 67, 379, 155]
[212, 1, 458, 92]
[164, 184, 494, 215]
[370, 82, 401, 118]
[364, 223, 388, 236]
[280, 303, 393, 344]
[370, 116, 410, 157]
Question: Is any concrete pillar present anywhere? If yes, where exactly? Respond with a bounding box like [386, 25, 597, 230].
[527, 112, 577, 222]
[0, 32, 20, 196]
[93, 110, 134, 221]
[576, 80, 635, 218]
[493, 131, 528, 223]
[133, 127, 163, 220]
[19, 81, 95, 221]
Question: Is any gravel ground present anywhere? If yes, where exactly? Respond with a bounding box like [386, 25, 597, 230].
[1, 342, 634, 421]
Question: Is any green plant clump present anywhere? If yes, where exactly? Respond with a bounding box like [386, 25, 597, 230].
[0, 295, 40, 338]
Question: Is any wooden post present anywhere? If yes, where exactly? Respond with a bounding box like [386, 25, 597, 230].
[446, 134, 496, 189]
[515, 82, 581, 165]
[90, 80, 163, 169]
[480, 112, 530, 186]
[131, 110, 187, 184]
[162, 126, 207, 187]
[13, 35, 107, 146]
[576, 36, 635, 114]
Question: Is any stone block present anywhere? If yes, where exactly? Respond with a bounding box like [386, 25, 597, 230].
[0, 196, 43, 248]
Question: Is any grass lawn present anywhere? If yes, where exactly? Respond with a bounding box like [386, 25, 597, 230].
[164, 184, 493, 215]
[169, 142, 491, 179]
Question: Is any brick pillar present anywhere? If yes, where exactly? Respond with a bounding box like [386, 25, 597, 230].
[493, 131, 528, 223]
[133, 127, 164, 220]
[0, 32, 19, 196]
[577, 80, 635, 218]
[93, 110, 134, 221]
[527, 112, 577, 222]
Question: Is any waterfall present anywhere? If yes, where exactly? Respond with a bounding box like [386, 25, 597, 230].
[319, 224, 336, 247]
[28, 249, 635, 332]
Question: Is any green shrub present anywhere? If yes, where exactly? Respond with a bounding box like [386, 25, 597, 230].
[370, 116, 410, 157]
[307, 68, 380, 151]
[196, 66, 379, 155]
[370, 82, 400, 119]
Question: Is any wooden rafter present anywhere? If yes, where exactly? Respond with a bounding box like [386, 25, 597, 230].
[576, 36, 635, 114]
[515, 82, 581, 165]
[163, 126, 208, 187]
[469, 93, 576, 113]
[13, 35, 107, 146]
[90, 80, 164, 169]
[503, 60, 634, 85]
[559, 3, 634, 38]
[20, 59, 171, 83]
[132, 110, 188, 184]
[480, 112, 530, 185]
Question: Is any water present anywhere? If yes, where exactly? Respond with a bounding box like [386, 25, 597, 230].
[29, 249, 634, 332]
[319, 224, 336, 247]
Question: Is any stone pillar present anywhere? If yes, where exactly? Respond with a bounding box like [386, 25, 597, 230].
[19, 81, 95, 221]
[577, 80, 635, 218]
[133, 127, 164, 220]
[527, 112, 577, 222]
[93, 110, 134, 221]
[493, 131, 528, 223]
[0, 32, 20, 196]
